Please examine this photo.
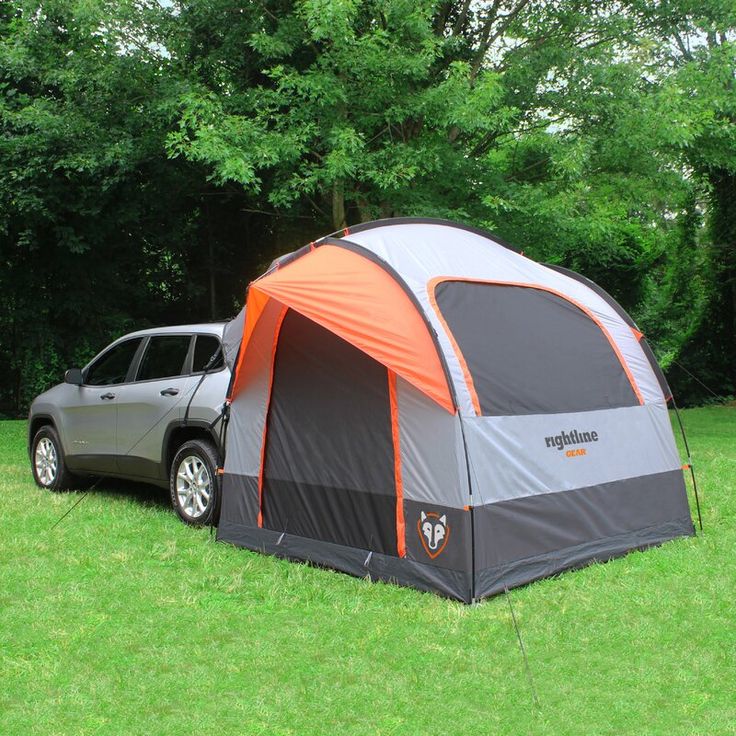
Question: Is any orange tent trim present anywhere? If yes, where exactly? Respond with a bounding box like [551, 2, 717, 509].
[388, 370, 406, 558]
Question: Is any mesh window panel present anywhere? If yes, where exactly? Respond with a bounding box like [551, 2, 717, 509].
[435, 282, 639, 415]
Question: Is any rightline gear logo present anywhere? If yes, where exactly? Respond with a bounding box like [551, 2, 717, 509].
[545, 429, 599, 458]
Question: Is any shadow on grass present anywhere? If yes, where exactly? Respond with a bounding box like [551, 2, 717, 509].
[72, 477, 171, 511]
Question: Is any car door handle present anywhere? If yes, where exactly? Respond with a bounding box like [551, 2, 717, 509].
[100, 392, 116, 400]
[160, 387, 179, 396]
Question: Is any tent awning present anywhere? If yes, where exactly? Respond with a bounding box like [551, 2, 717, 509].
[231, 244, 454, 412]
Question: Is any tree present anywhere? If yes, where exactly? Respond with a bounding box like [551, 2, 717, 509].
[627, 0, 736, 399]
[2, 0, 733, 414]
[167, 0, 705, 317]
[168, 1, 647, 228]
[0, 0, 264, 413]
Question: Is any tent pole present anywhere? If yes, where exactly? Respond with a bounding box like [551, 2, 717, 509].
[669, 395, 703, 531]
[456, 411, 476, 603]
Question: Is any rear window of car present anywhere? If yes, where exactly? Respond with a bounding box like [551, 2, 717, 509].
[136, 336, 191, 381]
[192, 335, 223, 373]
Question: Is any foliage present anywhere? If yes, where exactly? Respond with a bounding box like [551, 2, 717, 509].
[0, 0, 278, 413]
[1, 0, 735, 413]
[629, 0, 736, 401]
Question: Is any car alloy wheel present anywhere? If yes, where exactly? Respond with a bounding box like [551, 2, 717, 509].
[169, 438, 220, 526]
[34, 437, 58, 487]
[31, 425, 75, 491]
[175, 454, 212, 519]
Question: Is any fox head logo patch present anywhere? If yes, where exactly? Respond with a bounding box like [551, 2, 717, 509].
[418, 511, 450, 559]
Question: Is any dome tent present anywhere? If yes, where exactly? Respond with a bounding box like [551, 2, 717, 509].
[217, 218, 694, 602]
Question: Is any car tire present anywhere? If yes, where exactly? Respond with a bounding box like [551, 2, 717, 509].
[170, 439, 221, 526]
[31, 425, 76, 491]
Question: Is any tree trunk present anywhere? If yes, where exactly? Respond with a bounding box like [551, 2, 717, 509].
[356, 196, 372, 223]
[332, 181, 347, 231]
[205, 201, 216, 319]
[208, 236, 216, 320]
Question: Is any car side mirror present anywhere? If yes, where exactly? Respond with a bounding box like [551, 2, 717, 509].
[64, 368, 84, 386]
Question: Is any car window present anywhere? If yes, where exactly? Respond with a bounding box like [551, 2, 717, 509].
[85, 338, 143, 386]
[136, 336, 192, 381]
[192, 335, 223, 372]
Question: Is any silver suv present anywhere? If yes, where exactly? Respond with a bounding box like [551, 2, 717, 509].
[28, 323, 231, 525]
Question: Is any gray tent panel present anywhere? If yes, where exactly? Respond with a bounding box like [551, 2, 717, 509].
[222, 307, 245, 371]
[473, 469, 691, 571]
[220, 472, 259, 528]
[475, 516, 692, 598]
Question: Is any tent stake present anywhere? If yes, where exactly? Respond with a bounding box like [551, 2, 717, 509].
[504, 586, 540, 710]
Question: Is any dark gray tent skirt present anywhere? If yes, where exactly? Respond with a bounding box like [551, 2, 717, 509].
[218, 468, 694, 603]
[217, 519, 473, 602]
[475, 516, 694, 598]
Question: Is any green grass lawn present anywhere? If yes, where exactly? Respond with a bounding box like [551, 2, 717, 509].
[1, 409, 734, 735]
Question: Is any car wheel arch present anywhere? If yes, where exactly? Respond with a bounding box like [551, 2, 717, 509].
[28, 414, 57, 455]
[163, 421, 222, 476]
